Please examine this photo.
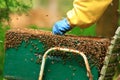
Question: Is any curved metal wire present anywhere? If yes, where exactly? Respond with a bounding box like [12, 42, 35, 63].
[38, 47, 93, 80]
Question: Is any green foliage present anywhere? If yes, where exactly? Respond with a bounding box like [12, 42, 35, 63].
[0, 0, 32, 21]
[8, 0, 32, 12]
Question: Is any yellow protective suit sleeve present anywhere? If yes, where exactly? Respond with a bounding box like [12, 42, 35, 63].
[67, 0, 112, 28]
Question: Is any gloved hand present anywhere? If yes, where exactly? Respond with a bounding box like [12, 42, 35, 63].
[52, 18, 71, 35]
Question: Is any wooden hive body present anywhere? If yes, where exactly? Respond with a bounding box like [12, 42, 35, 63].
[4, 27, 120, 80]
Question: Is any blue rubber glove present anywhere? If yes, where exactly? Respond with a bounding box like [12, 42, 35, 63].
[52, 18, 71, 35]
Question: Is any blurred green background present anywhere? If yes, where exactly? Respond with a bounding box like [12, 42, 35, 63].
[0, 0, 120, 80]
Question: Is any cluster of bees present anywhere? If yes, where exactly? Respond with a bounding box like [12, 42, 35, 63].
[5, 29, 112, 74]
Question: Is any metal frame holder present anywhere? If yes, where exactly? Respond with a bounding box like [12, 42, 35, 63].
[38, 47, 93, 80]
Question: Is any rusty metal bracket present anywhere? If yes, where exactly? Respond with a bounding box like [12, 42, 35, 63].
[38, 47, 93, 80]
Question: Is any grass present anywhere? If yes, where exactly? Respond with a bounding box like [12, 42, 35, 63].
[27, 24, 96, 36]
[27, 24, 52, 31]
[67, 24, 96, 36]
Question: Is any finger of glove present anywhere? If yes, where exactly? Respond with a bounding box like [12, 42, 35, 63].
[52, 24, 64, 35]
[52, 18, 70, 35]
[56, 20, 69, 33]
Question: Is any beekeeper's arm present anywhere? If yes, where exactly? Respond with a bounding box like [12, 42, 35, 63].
[52, 0, 112, 35]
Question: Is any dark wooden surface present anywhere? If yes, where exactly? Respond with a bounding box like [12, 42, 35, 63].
[96, 0, 119, 37]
